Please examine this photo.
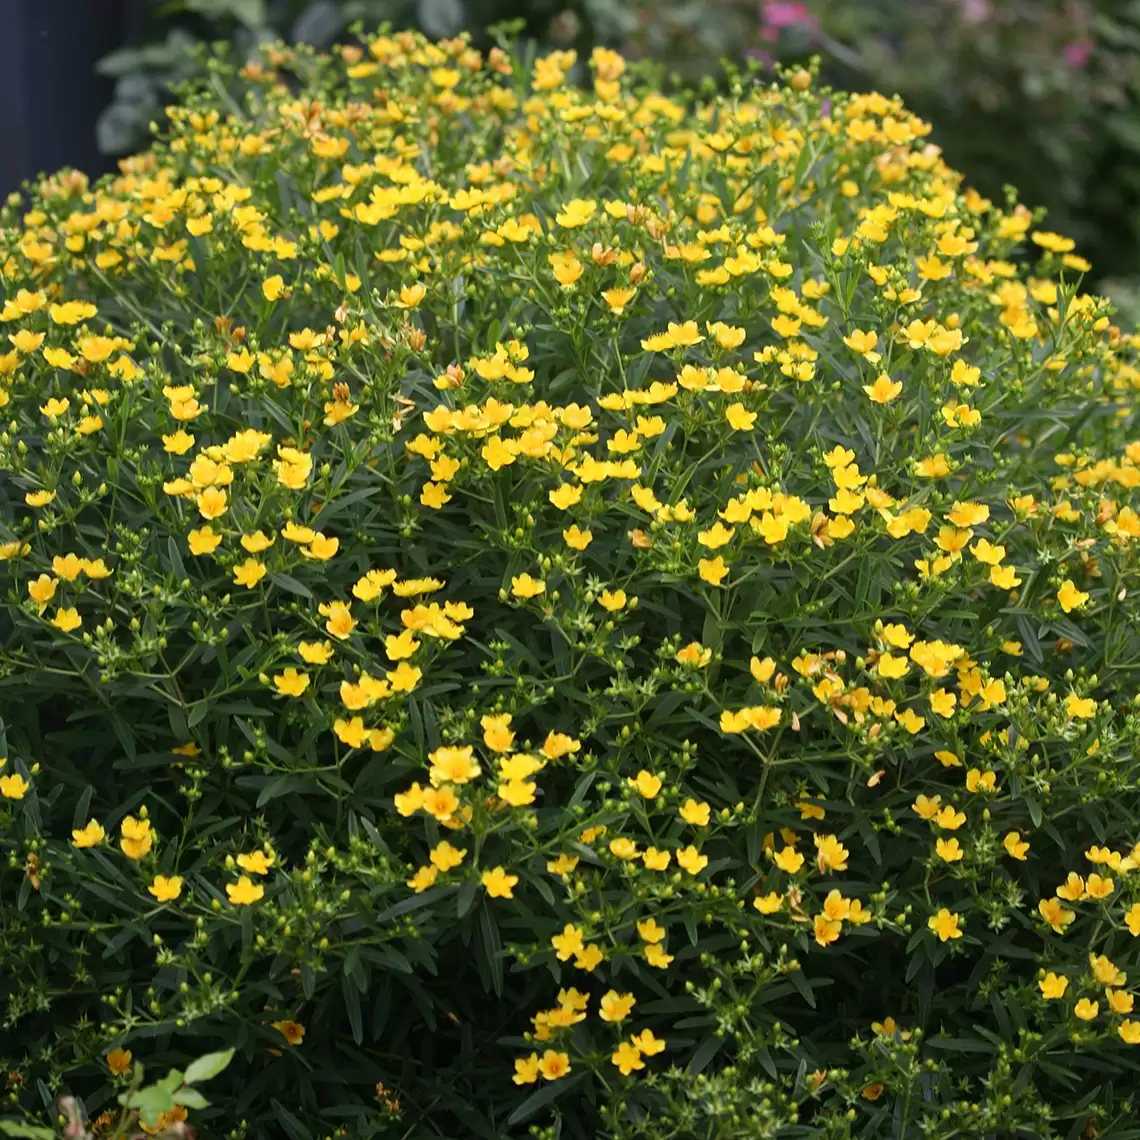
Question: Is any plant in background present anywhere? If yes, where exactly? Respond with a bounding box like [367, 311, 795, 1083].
[95, 0, 578, 157]
[0, 1049, 231, 1139]
[752, 0, 1140, 283]
[1, 28, 1140, 1140]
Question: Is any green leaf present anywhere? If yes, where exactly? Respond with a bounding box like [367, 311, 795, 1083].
[342, 973, 363, 1045]
[268, 573, 313, 599]
[186, 0, 266, 28]
[0, 1124, 56, 1139]
[172, 1088, 210, 1109]
[184, 1048, 235, 1084]
[506, 1071, 587, 1126]
[128, 1086, 176, 1127]
[687, 1034, 723, 1075]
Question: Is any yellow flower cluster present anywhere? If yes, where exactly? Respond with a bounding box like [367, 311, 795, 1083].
[0, 28, 1138, 1138]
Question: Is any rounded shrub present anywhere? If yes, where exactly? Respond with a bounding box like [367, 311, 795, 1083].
[1, 29, 1140, 1140]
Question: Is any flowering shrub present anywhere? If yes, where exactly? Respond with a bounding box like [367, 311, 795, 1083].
[2, 30, 1140, 1140]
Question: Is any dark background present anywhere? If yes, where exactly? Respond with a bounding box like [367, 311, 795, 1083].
[0, 2, 137, 196]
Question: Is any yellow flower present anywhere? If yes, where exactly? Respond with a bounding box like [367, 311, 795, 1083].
[1003, 832, 1030, 861]
[562, 525, 592, 550]
[725, 402, 756, 431]
[1074, 998, 1099, 1022]
[1056, 872, 1086, 901]
[753, 891, 783, 914]
[429, 841, 467, 872]
[555, 198, 596, 227]
[226, 875, 264, 905]
[1066, 693, 1096, 719]
[481, 866, 518, 898]
[627, 769, 662, 798]
[814, 914, 842, 946]
[423, 787, 459, 820]
[273, 668, 310, 697]
[44, 348, 77, 371]
[395, 283, 426, 308]
[0, 773, 29, 800]
[1039, 972, 1068, 999]
[27, 574, 58, 609]
[407, 865, 438, 893]
[303, 534, 339, 560]
[935, 837, 963, 863]
[51, 607, 82, 633]
[320, 600, 356, 640]
[863, 374, 901, 403]
[1057, 579, 1089, 613]
[698, 556, 728, 585]
[676, 846, 708, 874]
[120, 816, 154, 861]
[546, 853, 579, 877]
[934, 806, 966, 831]
[1090, 953, 1125, 986]
[510, 573, 545, 599]
[598, 588, 628, 611]
[196, 487, 227, 520]
[1038, 897, 1076, 933]
[551, 923, 585, 961]
[272, 1020, 305, 1045]
[49, 300, 97, 324]
[1120, 1020, 1140, 1045]
[237, 851, 274, 875]
[1125, 902, 1140, 937]
[1107, 988, 1134, 1015]
[1086, 873, 1114, 900]
[549, 483, 583, 510]
[537, 1050, 570, 1080]
[299, 641, 334, 665]
[637, 918, 666, 944]
[611, 1041, 644, 1076]
[72, 819, 105, 847]
[813, 833, 849, 871]
[262, 274, 286, 300]
[843, 328, 880, 361]
[513, 1054, 540, 1085]
[965, 768, 997, 794]
[679, 798, 711, 826]
[188, 526, 222, 556]
[599, 990, 636, 1022]
[107, 1047, 132, 1075]
[148, 875, 183, 902]
[549, 250, 583, 287]
[774, 846, 804, 873]
[928, 908, 963, 942]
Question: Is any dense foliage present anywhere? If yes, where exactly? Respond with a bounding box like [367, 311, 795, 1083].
[3, 29, 1140, 1140]
[95, 1, 1140, 286]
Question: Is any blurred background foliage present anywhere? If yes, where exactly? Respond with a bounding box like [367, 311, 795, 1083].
[72, 0, 1140, 291]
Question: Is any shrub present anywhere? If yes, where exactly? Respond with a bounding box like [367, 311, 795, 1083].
[2, 29, 1140, 1140]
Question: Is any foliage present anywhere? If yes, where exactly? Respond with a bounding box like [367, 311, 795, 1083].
[756, 0, 1140, 288]
[94, 2, 1140, 287]
[0, 1048, 231, 1139]
[3, 28, 1140, 1140]
[94, 0, 576, 156]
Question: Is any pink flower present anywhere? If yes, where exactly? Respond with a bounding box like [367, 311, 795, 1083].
[761, 0, 817, 31]
[954, 0, 991, 25]
[1063, 38, 1093, 69]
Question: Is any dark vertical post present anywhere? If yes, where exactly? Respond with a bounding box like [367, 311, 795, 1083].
[0, 0, 129, 194]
